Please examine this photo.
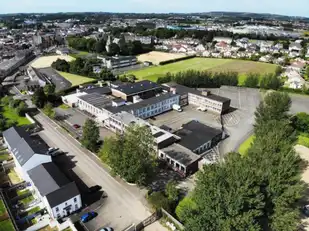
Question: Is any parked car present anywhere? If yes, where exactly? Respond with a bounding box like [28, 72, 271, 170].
[302, 205, 309, 217]
[73, 124, 80, 129]
[80, 211, 97, 223]
[99, 227, 114, 231]
[88, 185, 102, 194]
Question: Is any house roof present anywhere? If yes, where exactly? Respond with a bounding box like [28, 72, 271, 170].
[161, 143, 201, 167]
[174, 120, 222, 152]
[3, 126, 49, 166]
[28, 163, 80, 208]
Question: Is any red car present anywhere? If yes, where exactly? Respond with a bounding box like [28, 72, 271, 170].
[73, 124, 80, 129]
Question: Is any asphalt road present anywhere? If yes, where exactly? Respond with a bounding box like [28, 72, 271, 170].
[33, 113, 165, 231]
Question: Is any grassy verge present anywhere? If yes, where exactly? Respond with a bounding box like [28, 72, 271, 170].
[0, 200, 6, 216]
[69, 51, 90, 59]
[58, 104, 70, 110]
[0, 219, 14, 231]
[2, 105, 31, 126]
[57, 71, 95, 87]
[298, 135, 309, 148]
[238, 135, 255, 156]
[8, 169, 22, 184]
[17, 189, 30, 197]
[0, 154, 11, 162]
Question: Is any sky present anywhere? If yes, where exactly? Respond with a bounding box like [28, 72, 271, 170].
[1, 0, 308, 17]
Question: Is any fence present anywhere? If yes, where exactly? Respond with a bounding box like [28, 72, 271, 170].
[161, 208, 184, 230]
[135, 210, 162, 231]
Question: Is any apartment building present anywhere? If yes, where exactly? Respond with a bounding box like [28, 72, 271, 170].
[28, 163, 82, 219]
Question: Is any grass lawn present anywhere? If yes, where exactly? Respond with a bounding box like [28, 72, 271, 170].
[0, 219, 14, 231]
[57, 71, 95, 87]
[69, 51, 90, 59]
[17, 189, 30, 197]
[20, 195, 34, 205]
[37, 225, 59, 231]
[8, 169, 22, 185]
[2, 105, 31, 126]
[298, 135, 309, 148]
[238, 135, 255, 156]
[0, 154, 11, 162]
[125, 58, 278, 84]
[0, 200, 6, 216]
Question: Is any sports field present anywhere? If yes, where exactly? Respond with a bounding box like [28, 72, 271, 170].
[57, 71, 95, 87]
[126, 58, 278, 84]
[31, 55, 75, 68]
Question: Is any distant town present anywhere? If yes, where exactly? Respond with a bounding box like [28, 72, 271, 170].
[0, 11, 308, 231]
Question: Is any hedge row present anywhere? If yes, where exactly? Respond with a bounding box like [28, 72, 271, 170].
[159, 55, 196, 65]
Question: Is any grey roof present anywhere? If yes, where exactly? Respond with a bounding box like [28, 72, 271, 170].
[28, 163, 79, 208]
[3, 127, 49, 166]
[80, 86, 112, 95]
[112, 80, 162, 96]
[206, 94, 231, 103]
[175, 121, 222, 151]
[78, 93, 114, 109]
[162, 143, 201, 167]
[46, 182, 80, 208]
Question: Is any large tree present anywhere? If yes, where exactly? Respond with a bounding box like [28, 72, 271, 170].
[81, 119, 100, 152]
[32, 88, 47, 108]
[99, 124, 156, 185]
[43, 84, 56, 96]
[182, 92, 303, 231]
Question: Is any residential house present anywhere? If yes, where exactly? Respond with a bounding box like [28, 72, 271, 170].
[3, 126, 52, 182]
[195, 44, 206, 52]
[213, 37, 233, 45]
[28, 163, 82, 219]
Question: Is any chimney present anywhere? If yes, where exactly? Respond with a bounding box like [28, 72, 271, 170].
[171, 87, 176, 94]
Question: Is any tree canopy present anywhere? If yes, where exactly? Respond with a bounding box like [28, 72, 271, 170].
[32, 88, 47, 108]
[181, 92, 304, 231]
[81, 119, 100, 152]
[99, 124, 156, 185]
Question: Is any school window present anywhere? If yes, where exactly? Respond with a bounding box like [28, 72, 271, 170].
[74, 197, 77, 203]
[55, 207, 59, 212]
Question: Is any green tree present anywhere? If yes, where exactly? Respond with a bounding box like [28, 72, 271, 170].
[15, 101, 27, 116]
[43, 103, 55, 118]
[175, 197, 197, 223]
[108, 43, 120, 56]
[43, 84, 56, 96]
[98, 68, 115, 81]
[81, 119, 100, 152]
[291, 112, 309, 133]
[244, 73, 259, 88]
[102, 124, 156, 185]
[32, 88, 47, 108]
[147, 191, 171, 212]
[165, 180, 179, 202]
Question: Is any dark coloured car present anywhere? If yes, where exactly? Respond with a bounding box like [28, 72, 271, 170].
[73, 124, 81, 129]
[303, 205, 309, 217]
[80, 211, 96, 223]
[88, 185, 102, 193]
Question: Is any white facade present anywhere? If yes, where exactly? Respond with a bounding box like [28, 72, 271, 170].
[188, 93, 223, 114]
[131, 95, 180, 119]
[22, 155, 52, 181]
[49, 195, 82, 219]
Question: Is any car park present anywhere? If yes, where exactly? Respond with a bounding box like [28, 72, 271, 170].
[80, 211, 97, 223]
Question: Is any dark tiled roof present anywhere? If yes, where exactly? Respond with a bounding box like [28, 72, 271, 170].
[28, 163, 79, 208]
[113, 80, 162, 96]
[175, 121, 222, 151]
[80, 87, 112, 95]
[78, 93, 113, 109]
[206, 94, 231, 103]
[3, 127, 49, 166]
[46, 182, 80, 208]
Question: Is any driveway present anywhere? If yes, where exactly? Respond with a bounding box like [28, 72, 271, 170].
[34, 113, 167, 231]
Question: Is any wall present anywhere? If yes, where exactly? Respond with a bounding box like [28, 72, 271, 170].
[25, 113, 36, 124]
[50, 194, 82, 219]
[188, 93, 223, 114]
[23, 154, 52, 179]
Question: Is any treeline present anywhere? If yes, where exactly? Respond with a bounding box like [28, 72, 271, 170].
[157, 70, 283, 90]
[51, 58, 115, 81]
[67, 36, 154, 56]
[176, 92, 304, 231]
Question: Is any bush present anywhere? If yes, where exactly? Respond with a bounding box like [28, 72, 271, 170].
[147, 191, 172, 212]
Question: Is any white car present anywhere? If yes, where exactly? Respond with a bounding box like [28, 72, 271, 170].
[99, 228, 114, 231]
[197, 107, 207, 112]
